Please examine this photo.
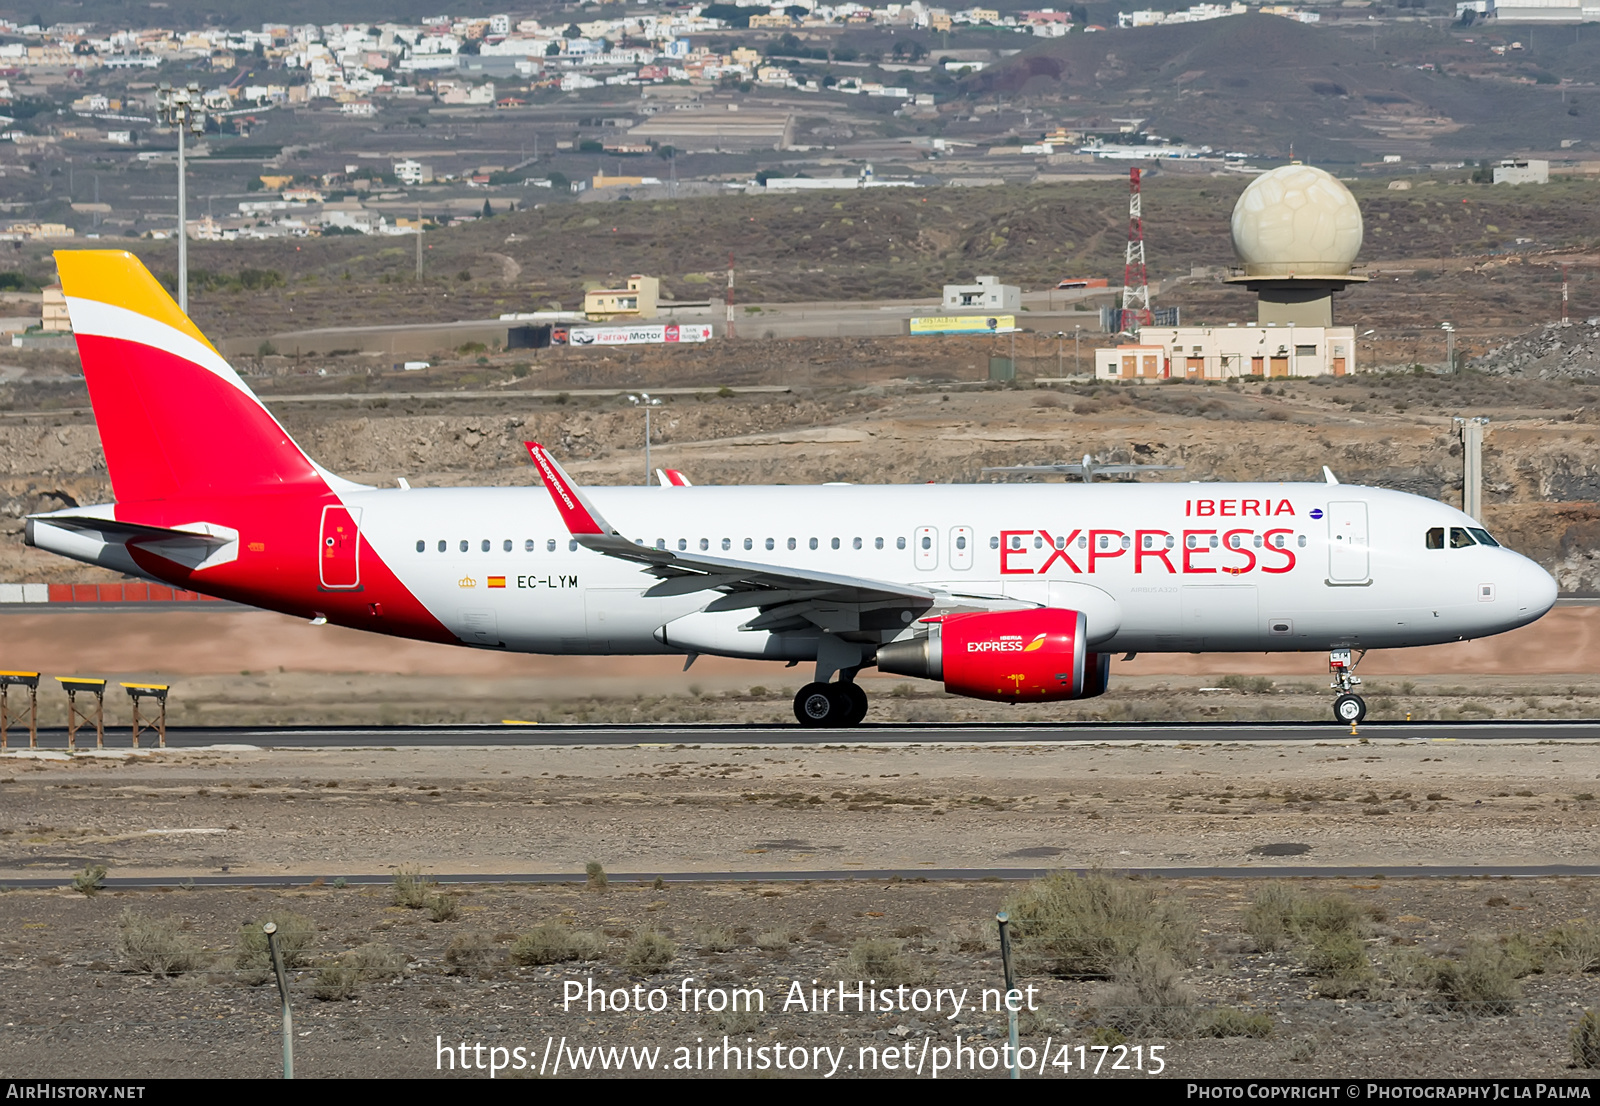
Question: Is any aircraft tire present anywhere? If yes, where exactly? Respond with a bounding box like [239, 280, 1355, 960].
[795, 682, 845, 727]
[840, 682, 869, 726]
[1333, 694, 1367, 725]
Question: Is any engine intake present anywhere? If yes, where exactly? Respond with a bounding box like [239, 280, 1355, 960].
[876, 608, 1109, 703]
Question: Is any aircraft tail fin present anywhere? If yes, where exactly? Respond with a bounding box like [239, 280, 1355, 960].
[54, 250, 328, 503]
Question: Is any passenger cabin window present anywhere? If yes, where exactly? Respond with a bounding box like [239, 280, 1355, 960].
[809, 538, 818, 550]
[525, 540, 535, 552]
[568, 539, 578, 552]
[920, 536, 931, 551]
[459, 540, 469, 553]
[438, 540, 447, 553]
[700, 538, 710, 552]
[416, 540, 425, 552]
[897, 537, 907, 550]
[788, 538, 797, 551]
[876, 538, 885, 550]
[503, 540, 512, 552]
[853, 537, 862, 550]
[765, 538, 775, 551]
[722, 538, 731, 551]
[991, 536, 1001, 550]
[833, 538, 842, 550]
[1450, 527, 1476, 549]
[480, 540, 490, 553]
[547, 539, 557, 552]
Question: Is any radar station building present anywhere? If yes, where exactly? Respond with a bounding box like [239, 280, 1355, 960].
[1095, 164, 1363, 381]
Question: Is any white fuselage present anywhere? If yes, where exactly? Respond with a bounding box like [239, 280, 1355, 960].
[341, 481, 1555, 658]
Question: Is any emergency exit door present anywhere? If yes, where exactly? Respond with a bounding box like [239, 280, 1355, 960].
[1326, 501, 1370, 583]
[319, 505, 362, 590]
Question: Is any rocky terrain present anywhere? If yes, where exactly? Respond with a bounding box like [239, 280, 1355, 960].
[1473, 319, 1600, 380]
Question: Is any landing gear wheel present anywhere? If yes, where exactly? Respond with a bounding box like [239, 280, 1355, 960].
[840, 682, 869, 726]
[1333, 694, 1367, 725]
[795, 682, 847, 727]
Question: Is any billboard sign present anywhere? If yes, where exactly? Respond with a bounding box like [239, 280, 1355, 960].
[909, 315, 1017, 335]
[561, 323, 714, 346]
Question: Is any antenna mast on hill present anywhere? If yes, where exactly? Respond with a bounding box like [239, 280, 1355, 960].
[1562, 263, 1569, 325]
[1120, 166, 1153, 334]
[726, 251, 736, 340]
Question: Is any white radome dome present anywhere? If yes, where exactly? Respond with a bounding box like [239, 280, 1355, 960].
[1231, 164, 1363, 278]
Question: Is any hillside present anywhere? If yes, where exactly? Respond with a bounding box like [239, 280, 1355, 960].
[2, 175, 1592, 339]
[969, 16, 1600, 163]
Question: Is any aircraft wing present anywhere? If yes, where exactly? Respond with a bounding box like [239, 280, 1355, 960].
[526, 442, 939, 611]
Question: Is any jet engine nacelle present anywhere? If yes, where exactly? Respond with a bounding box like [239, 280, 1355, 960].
[875, 608, 1111, 703]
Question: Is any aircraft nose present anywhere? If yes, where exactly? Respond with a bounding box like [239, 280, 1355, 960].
[1518, 557, 1558, 619]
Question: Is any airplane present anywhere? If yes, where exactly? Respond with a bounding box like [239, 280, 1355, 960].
[24, 251, 1559, 728]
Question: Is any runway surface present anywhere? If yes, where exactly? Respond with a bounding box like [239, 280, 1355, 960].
[7, 718, 1600, 750]
[6, 864, 1599, 891]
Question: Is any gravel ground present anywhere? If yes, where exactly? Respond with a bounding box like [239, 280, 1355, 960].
[0, 876, 1595, 1079]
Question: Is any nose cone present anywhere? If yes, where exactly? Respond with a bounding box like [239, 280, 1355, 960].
[1518, 557, 1558, 622]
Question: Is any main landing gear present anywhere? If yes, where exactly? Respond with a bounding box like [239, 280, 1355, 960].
[793, 680, 869, 728]
[1328, 647, 1367, 725]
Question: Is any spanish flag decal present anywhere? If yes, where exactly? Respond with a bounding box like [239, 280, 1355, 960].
[488, 576, 506, 589]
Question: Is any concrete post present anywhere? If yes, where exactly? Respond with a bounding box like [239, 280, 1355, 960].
[1455, 417, 1488, 522]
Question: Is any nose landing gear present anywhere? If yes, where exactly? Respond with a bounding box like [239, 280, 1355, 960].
[1328, 647, 1367, 725]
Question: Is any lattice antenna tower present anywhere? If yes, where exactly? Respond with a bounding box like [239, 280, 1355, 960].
[726, 251, 736, 340]
[1120, 166, 1153, 333]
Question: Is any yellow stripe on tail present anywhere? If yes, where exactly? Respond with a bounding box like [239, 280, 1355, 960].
[54, 249, 217, 354]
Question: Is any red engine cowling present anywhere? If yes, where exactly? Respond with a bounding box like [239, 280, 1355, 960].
[876, 608, 1110, 703]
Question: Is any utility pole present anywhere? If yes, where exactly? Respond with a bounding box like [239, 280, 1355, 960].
[156, 82, 207, 313]
[415, 204, 423, 280]
[1454, 417, 1488, 522]
[1441, 322, 1456, 373]
[725, 251, 735, 340]
[1075, 324, 1082, 374]
[1562, 263, 1569, 325]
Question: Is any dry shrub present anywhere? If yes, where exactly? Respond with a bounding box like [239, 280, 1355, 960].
[426, 893, 460, 922]
[1198, 1006, 1275, 1039]
[1005, 873, 1195, 978]
[585, 861, 608, 894]
[314, 943, 404, 1001]
[1431, 939, 1528, 1014]
[1573, 1010, 1600, 1069]
[755, 928, 796, 951]
[510, 924, 606, 965]
[118, 909, 203, 978]
[1543, 922, 1600, 974]
[1305, 931, 1376, 996]
[846, 938, 919, 986]
[622, 931, 676, 974]
[393, 866, 429, 909]
[706, 1007, 761, 1034]
[694, 927, 736, 953]
[72, 864, 108, 897]
[445, 931, 499, 975]
[237, 911, 316, 970]
[1092, 947, 1195, 1037]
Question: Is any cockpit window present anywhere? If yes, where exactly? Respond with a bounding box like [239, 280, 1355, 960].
[1450, 527, 1476, 549]
[1467, 527, 1501, 548]
[1426, 527, 1444, 550]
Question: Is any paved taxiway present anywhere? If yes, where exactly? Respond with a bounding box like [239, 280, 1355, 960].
[8, 718, 1600, 749]
[5, 863, 1600, 891]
